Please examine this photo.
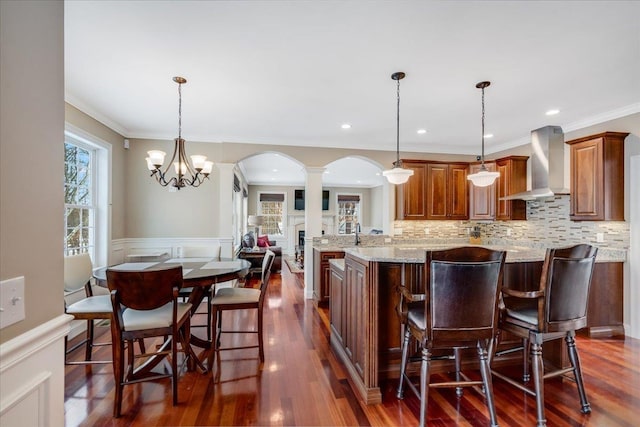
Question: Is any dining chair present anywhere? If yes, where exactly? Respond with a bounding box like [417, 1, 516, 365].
[107, 265, 192, 418]
[207, 249, 276, 377]
[397, 247, 506, 427]
[491, 244, 597, 427]
[64, 253, 112, 365]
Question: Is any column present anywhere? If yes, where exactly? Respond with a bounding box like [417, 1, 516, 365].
[303, 167, 325, 299]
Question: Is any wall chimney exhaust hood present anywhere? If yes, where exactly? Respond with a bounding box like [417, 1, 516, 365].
[502, 125, 569, 200]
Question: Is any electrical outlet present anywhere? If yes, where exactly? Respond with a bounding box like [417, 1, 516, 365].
[394, 228, 403, 235]
[424, 227, 430, 235]
[0, 276, 25, 329]
[321, 239, 329, 244]
[596, 232, 605, 243]
[506, 228, 512, 237]
[384, 238, 392, 243]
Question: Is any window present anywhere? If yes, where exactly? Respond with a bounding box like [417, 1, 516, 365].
[258, 192, 285, 236]
[337, 194, 360, 235]
[64, 141, 95, 258]
[63, 126, 111, 267]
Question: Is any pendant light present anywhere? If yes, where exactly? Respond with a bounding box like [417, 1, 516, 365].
[383, 72, 414, 185]
[467, 81, 499, 187]
[145, 77, 213, 189]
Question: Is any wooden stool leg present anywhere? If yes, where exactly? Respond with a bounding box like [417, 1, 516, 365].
[419, 347, 431, 427]
[85, 319, 94, 361]
[530, 339, 546, 427]
[454, 347, 463, 397]
[396, 327, 411, 399]
[478, 341, 498, 427]
[566, 332, 591, 414]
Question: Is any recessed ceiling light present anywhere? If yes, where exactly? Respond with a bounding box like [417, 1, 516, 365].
[484, 133, 494, 138]
[324, 170, 331, 174]
[417, 129, 427, 134]
[546, 109, 560, 116]
[272, 169, 278, 172]
[341, 123, 351, 129]
[375, 172, 381, 176]
[356, 180, 362, 184]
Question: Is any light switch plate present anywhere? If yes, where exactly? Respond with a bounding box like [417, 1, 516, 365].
[0, 276, 25, 329]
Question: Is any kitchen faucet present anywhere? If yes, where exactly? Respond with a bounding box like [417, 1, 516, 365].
[355, 222, 361, 246]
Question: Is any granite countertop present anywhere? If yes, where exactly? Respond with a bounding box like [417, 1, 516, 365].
[339, 245, 626, 264]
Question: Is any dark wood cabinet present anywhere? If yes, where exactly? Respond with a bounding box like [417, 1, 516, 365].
[496, 156, 528, 220]
[566, 132, 627, 221]
[395, 160, 428, 220]
[395, 160, 468, 220]
[345, 255, 367, 379]
[426, 162, 469, 220]
[469, 162, 496, 220]
[313, 249, 344, 303]
[329, 261, 345, 346]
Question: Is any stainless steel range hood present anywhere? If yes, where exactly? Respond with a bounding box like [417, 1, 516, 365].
[502, 125, 569, 200]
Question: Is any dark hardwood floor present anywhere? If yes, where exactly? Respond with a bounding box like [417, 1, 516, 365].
[65, 264, 640, 426]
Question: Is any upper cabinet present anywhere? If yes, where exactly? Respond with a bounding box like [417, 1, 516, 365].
[468, 156, 528, 221]
[496, 156, 528, 220]
[566, 132, 628, 221]
[426, 162, 468, 220]
[395, 160, 429, 220]
[396, 157, 528, 221]
[469, 162, 496, 220]
[396, 160, 468, 220]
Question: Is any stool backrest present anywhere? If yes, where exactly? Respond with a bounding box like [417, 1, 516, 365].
[425, 247, 506, 345]
[106, 265, 183, 311]
[540, 244, 597, 332]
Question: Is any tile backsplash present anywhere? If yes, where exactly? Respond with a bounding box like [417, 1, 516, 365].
[393, 195, 629, 250]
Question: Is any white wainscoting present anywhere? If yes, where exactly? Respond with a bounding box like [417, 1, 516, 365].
[109, 237, 235, 267]
[0, 314, 73, 427]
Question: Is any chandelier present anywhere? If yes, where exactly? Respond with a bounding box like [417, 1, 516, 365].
[145, 77, 212, 189]
[467, 81, 500, 187]
[382, 72, 414, 185]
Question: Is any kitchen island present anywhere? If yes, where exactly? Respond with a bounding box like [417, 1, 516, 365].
[326, 245, 626, 404]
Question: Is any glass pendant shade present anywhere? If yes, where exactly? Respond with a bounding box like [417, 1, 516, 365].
[467, 167, 500, 187]
[383, 167, 414, 185]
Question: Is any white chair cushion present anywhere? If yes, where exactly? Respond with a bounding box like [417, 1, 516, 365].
[122, 302, 192, 331]
[211, 287, 260, 305]
[66, 295, 112, 315]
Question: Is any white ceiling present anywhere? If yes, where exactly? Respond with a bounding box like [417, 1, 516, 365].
[65, 1, 639, 186]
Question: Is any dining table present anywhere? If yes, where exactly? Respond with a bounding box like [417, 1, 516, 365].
[94, 256, 251, 372]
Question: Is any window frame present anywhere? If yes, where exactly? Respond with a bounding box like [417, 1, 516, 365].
[64, 124, 111, 268]
[336, 192, 362, 235]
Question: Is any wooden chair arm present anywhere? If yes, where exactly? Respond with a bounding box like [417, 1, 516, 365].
[398, 286, 426, 302]
[502, 288, 544, 299]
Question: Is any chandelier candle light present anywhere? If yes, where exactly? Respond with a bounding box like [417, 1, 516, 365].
[383, 72, 414, 185]
[467, 81, 500, 187]
[146, 77, 213, 189]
